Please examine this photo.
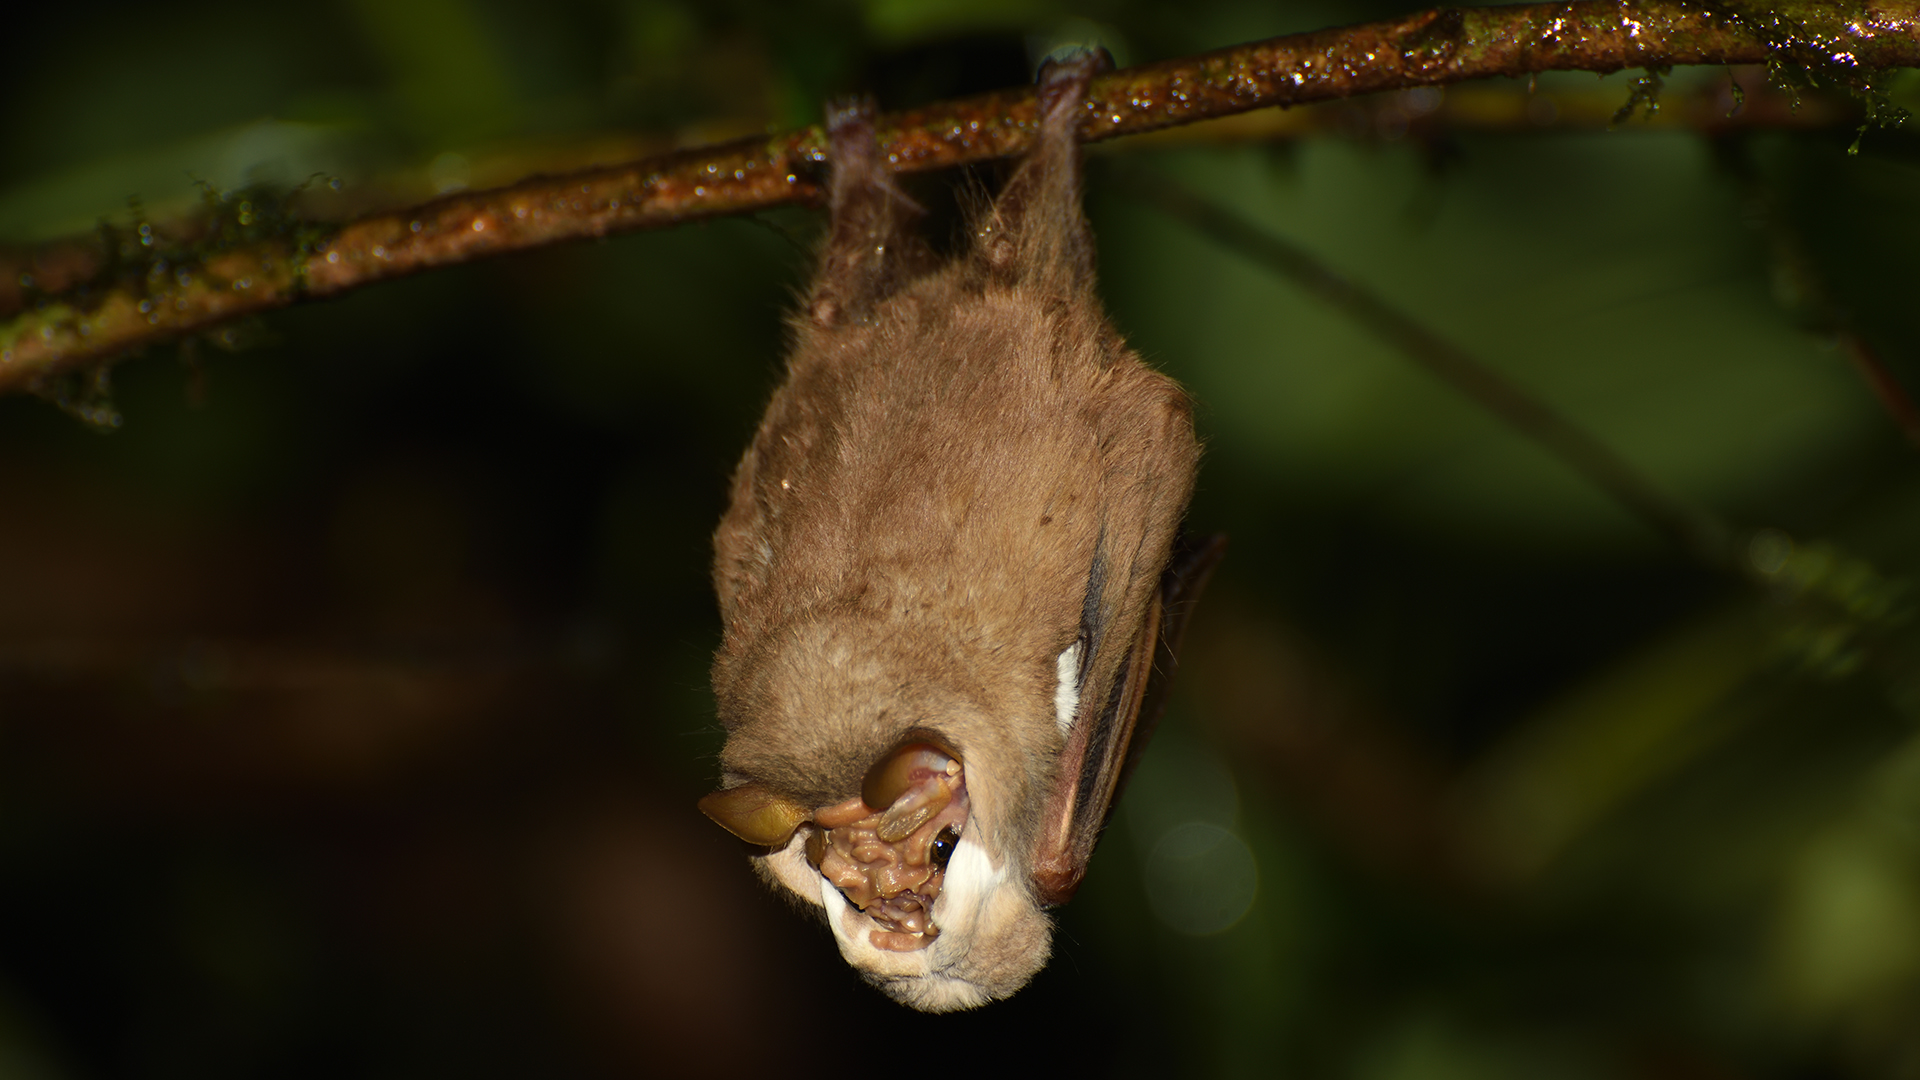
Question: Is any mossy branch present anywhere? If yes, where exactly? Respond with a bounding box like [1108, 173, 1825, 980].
[3, 0, 1916, 396]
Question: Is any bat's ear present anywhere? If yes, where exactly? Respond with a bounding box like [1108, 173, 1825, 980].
[1029, 533, 1226, 906]
[698, 783, 812, 847]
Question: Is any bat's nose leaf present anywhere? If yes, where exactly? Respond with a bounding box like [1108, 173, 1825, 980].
[697, 783, 810, 847]
[876, 784, 953, 843]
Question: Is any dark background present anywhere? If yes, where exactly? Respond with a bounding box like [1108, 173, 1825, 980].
[2, 0, 1919, 1076]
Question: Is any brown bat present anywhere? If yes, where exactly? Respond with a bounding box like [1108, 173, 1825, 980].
[698, 51, 1219, 1012]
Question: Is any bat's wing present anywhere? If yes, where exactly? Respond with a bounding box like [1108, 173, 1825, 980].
[1029, 532, 1227, 906]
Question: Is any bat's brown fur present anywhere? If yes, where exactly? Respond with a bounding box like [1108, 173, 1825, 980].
[707, 53, 1199, 1008]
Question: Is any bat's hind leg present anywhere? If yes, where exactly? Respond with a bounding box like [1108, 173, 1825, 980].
[808, 98, 928, 328]
[970, 47, 1111, 291]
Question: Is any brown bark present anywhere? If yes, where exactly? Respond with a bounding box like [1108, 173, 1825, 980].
[3, 0, 1916, 394]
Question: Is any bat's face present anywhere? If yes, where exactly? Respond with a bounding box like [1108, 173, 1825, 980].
[699, 52, 1214, 1011]
[704, 608, 1110, 1009]
[749, 730, 1056, 1012]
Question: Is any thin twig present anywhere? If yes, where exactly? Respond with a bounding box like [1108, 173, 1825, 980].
[3, 0, 1918, 394]
[1117, 169, 1736, 568]
[1837, 334, 1920, 448]
[1716, 136, 1920, 451]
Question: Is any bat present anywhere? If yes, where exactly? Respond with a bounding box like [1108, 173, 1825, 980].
[697, 49, 1220, 1012]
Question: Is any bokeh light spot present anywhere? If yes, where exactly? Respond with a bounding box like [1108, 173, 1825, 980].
[1144, 822, 1259, 936]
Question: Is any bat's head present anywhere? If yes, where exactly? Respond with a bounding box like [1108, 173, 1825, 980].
[701, 618, 1058, 1011]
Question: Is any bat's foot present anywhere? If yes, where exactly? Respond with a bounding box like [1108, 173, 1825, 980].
[824, 94, 882, 172]
[1034, 45, 1111, 124]
[1035, 43, 1113, 85]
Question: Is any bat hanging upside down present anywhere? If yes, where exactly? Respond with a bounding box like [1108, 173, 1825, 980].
[699, 50, 1220, 1011]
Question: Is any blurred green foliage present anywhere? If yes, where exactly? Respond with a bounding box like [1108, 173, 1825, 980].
[2, 0, 1918, 1077]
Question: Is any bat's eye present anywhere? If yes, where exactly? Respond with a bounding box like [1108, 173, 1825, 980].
[930, 826, 959, 870]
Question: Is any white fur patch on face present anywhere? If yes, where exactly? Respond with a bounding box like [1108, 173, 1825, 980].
[762, 829, 826, 907]
[1054, 640, 1083, 735]
[937, 833, 1005, 919]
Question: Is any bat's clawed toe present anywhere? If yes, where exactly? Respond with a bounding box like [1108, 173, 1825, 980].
[1034, 45, 1110, 116]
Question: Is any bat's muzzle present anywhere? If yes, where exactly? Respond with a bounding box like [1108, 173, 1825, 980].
[807, 741, 970, 951]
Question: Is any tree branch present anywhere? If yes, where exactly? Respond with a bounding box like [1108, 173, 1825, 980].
[4, 0, 1916, 395]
